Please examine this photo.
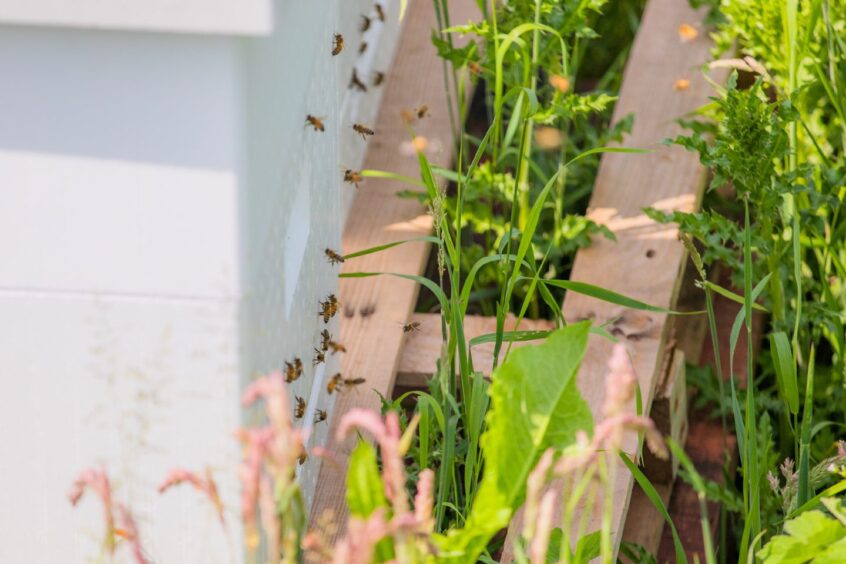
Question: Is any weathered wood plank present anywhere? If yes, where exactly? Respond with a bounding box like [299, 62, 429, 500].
[501, 0, 722, 558]
[394, 312, 556, 388]
[309, 0, 480, 536]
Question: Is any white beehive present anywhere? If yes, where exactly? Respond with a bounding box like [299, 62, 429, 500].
[0, 0, 403, 561]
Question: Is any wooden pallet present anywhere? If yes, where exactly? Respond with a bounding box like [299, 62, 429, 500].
[311, 0, 723, 557]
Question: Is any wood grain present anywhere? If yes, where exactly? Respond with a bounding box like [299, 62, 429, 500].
[501, 0, 723, 559]
[309, 0, 480, 536]
[395, 312, 556, 388]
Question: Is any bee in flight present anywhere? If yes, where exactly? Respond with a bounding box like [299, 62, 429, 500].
[328, 339, 346, 354]
[352, 123, 375, 141]
[372, 71, 385, 87]
[284, 358, 304, 383]
[313, 347, 325, 366]
[315, 409, 328, 424]
[298, 452, 307, 465]
[320, 329, 332, 351]
[403, 321, 421, 333]
[359, 42, 368, 54]
[305, 115, 325, 132]
[327, 373, 366, 394]
[327, 373, 342, 394]
[374, 3, 385, 22]
[332, 33, 344, 56]
[360, 14, 372, 32]
[294, 396, 306, 419]
[343, 169, 363, 188]
[349, 69, 368, 93]
[416, 105, 430, 119]
[319, 294, 340, 323]
[325, 248, 345, 265]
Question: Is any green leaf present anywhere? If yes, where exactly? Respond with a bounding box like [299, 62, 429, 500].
[538, 279, 700, 315]
[621, 454, 688, 564]
[770, 331, 799, 414]
[345, 441, 388, 518]
[437, 322, 594, 561]
[343, 236, 441, 260]
[758, 510, 846, 563]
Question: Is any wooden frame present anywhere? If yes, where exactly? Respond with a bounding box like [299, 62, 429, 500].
[312, 0, 723, 558]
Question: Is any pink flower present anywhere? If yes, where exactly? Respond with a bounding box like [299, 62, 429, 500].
[158, 467, 225, 525]
[413, 469, 435, 534]
[332, 509, 391, 564]
[603, 344, 636, 418]
[68, 468, 116, 552]
[337, 409, 407, 513]
[529, 490, 556, 564]
[115, 505, 147, 564]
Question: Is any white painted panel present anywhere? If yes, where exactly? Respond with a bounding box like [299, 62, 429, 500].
[0, 27, 243, 298]
[0, 293, 242, 563]
[0, 0, 272, 36]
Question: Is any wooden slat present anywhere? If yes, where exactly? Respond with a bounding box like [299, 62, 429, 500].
[501, 0, 722, 559]
[395, 312, 556, 388]
[309, 0, 480, 536]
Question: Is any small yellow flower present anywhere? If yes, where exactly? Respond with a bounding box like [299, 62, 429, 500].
[549, 74, 570, 93]
[678, 23, 698, 42]
[673, 78, 691, 91]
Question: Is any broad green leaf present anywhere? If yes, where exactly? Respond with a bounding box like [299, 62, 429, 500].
[437, 322, 594, 561]
[758, 510, 846, 563]
[345, 441, 387, 518]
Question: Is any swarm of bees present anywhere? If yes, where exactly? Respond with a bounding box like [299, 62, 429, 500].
[352, 123, 375, 141]
[319, 294, 340, 323]
[327, 373, 366, 395]
[305, 114, 325, 132]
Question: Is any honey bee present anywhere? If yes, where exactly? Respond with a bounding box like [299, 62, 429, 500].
[313, 347, 326, 366]
[343, 169, 363, 188]
[359, 303, 376, 318]
[372, 71, 385, 87]
[403, 321, 421, 333]
[327, 373, 343, 394]
[360, 14, 372, 32]
[319, 294, 340, 323]
[284, 358, 304, 383]
[352, 123, 375, 141]
[332, 33, 344, 56]
[349, 69, 367, 93]
[294, 396, 306, 419]
[298, 452, 308, 465]
[315, 409, 328, 424]
[320, 329, 332, 351]
[305, 114, 325, 132]
[328, 340, 347, 354]
[359, 42, 368, 54]
[325, 248, 345, 265]
[468, 61, 482, 75]
[374, 3, 385, 22]
[416, 105, 430, 119]
[343, 377, 366, 389]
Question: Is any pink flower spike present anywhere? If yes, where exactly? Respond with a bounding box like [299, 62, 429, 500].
[414, 469, 435, 532]
[158, 467, 225, 525]
[116, 505, 147, 564]
[68, 468, 116, 553]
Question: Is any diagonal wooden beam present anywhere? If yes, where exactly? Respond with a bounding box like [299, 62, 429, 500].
[309, 0, 481, 538]
[501, 0, 725, 558]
